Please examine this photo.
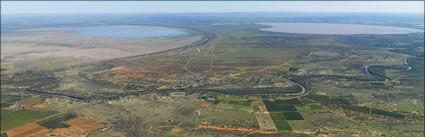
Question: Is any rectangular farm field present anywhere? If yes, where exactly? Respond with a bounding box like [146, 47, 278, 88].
[1, 109, 47, 130]
[228, 100, 251, 106]
[266, 104, 297, 112]
[309, 105, 323, 110]
[273, 120, 292, 131]
[274, 99, 302, 105]
[269, 112, 286, 121]
[277, 105, 297, 111]
[264, 100, 298, 112]
[37, 113, 76, 129]
[287, 120, 313, 131]
[305, 95, 330, 104]
[283, 112, 304, 120]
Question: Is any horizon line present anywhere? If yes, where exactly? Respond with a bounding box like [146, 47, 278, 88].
[2, 11, 424, 15]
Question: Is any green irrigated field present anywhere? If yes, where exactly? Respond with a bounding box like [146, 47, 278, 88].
[305, 95, 330, 104]
[273, 120, 292, 131]
[309, 105, 323, 110]
[1, 109, 47, 130]
[339, 105, 404, 118]
[1, 109, 12, 118]
[37, 113, 76, 129]
[228, 100, 251, 106]
[263, 99, 300, 112]
[35, 111, 59, 119]
[269, 112, 286, 121]
[274, 99, 302, 105]
[264, 103, 297, 112]
[277, 105, 297, 111]
[283, 112, 304, 120]
[371, 109, 405, 118]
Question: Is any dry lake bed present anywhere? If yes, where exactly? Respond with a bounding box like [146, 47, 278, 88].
[1, 25, 201, 72]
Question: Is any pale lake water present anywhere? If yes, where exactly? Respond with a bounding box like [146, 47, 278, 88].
[257, 23, 424, 35]
[72, 25, 189, 38]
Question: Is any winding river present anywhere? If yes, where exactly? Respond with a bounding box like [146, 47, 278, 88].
[365, 58, 413, 80]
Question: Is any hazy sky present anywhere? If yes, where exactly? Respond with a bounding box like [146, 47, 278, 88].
[1, 1, 424, 14]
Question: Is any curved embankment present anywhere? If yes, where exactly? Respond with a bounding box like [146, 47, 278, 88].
[25, 88, 164, 101]
[25, 77, 308, 102]
[287, 78, 307, 97]
[364, 58, 413, 80]
[364, 65, 390, 80]
[25, 86, 305, 102]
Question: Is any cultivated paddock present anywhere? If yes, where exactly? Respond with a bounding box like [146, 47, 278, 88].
[6, 123, 48, 137]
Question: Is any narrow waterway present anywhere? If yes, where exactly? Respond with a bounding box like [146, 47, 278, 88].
[404, 58, 412, 70]
[365, 66, 370, 75]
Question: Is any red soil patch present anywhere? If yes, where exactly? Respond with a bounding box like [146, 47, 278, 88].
[201, 101, 209, 108]
[6, 123, 48, 137]
[327, 104, 337, 109]
[34, 104, 48, 108]
[65, 116, 104, 131]
[16, 98, 41, 107]
[38, 116, 104, 137]
[158, 85, 169, 90]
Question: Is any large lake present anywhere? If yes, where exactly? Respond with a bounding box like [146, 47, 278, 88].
[258, 23, 424, 35]
[72, 25, 189, 38]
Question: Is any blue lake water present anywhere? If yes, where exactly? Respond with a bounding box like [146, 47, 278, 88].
[258, 23, 424, 35]
[72, 25, 189, 38]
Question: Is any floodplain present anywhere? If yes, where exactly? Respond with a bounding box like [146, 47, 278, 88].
[1, 12, 424, 137]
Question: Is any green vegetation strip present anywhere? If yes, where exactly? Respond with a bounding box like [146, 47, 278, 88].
[305, 95, 330, 104]
[228, 100, 250, 106]
[283, 112, 304, 120]
[37, 113, 76, 129]
[35, 111, 59, 119]
[339, 105, 404, 118]
[1, 109, 47, 130]
[309, 105, 323, 110]
[1, 109, 13, 117]
[274, 99, 302, 105]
